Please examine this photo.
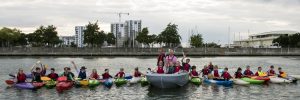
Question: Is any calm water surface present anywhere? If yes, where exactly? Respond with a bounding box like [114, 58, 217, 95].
[0, 56, 300, 100]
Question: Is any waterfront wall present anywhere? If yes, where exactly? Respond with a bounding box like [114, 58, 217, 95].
[0, 47, 300, 56]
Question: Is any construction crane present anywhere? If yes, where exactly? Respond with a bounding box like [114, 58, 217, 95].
[118, 12, 129, 22]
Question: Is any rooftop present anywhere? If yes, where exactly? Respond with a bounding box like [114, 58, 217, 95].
[250, 30, 299, 37]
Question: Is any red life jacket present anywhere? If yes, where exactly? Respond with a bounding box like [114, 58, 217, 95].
[213, 70, 220, 77]
[115, 72, 125, 77]
[183, 63, 190, 72]
[90, 73, 99, 79]
[279, 71, 284, 74]
[268, 69, 275, 75]
[202, 68, 209, 75]
[174, 66, 181, 73]
[244, 70, 253, 76]
[255, 72, 259, 76]
[235, 72, 243, 78]
[48, 73, 58, 80]
[222, 72, 231, 79]
[157, 66, 164, 74]
[190, 70, 199, 76]
[17, 73, 26, 83]
[134, 71, 141, 77]
[102, 73, 112, 79]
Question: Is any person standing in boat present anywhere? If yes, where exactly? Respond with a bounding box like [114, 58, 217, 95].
[165, 49, 177, 66]
[157, 48, 166, 66]
[181, 54, 191, 72]
[243, 65, 254, 76]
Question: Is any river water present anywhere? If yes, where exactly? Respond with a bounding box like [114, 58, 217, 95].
[0, 56, 300, 100]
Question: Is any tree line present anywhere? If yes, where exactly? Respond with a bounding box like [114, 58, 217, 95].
[273, 33, 300, 48]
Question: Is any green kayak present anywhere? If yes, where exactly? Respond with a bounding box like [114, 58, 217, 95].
[190, 77, 201, 85]
[115, 78, 127, 87]
[45, 80, 56, 89]
[88, 80, 100, 87]
[140, 77, 149, 86]
[241, 78, 264, 84]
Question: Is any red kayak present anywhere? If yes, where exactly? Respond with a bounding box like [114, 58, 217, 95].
[56, 81, 73, 92]
[32, 82, 45, 88]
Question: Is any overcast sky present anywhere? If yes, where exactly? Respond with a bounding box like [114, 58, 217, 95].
[1, 0, 300, 46]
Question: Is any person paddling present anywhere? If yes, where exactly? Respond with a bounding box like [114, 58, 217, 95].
[234, 67, 243, 78]
[31, 67, 43, 82]
[89, 69, 99, 80]
[156, 61, 164, 74]
[221, 68, 232, 81]
[201, 65, 210, 79]
[267, 65, 276, 76]
[277, 67, 287, 78]
[71, 61, 87, 80]
[213, 66, 220, 79]
[16, 68, 26, 83]
[115, 68, 125, 78]
[48, 68, 58, 81]
[255, 67, 267, 76]
[61, 67, 75, 81]
[243, 65, 254, 76]
[189, 66, 199, 78]
[133, 67, 143, 77]
[102, 69, 113, 79]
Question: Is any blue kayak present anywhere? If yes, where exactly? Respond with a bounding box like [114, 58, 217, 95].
[103, 79, 113, 88]
[14, 82, 35, 89]
[204, 79, 233, 86]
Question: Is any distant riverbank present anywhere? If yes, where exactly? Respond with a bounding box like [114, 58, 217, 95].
[0, 47, 300, 56]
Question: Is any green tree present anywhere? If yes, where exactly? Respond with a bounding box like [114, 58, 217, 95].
[136, 27, 150, 47]
[205, 42, 221, 48]
[273, 35, 290, 48]
[84, 21, 106, 47]
[0, 27, 24, 47]
[189, 34, 203, 48]
[28, 25, 60, 47]
[158, 23, 181, 47]
[106, 32, 116, 46]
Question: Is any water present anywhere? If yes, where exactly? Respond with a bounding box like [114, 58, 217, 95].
[0, 56, 300, 100]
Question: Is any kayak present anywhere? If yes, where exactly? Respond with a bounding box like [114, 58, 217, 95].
[286, 76, 297, 83]
[102, 79, 113, 88]
[57, 76, 67, 81]
[130, 77, 142, 84]
[233, 79, 250, 85]
[251, 76, 270, 81]
[140, 77, 149, 86]
[56, 81, 73, 92]
[5, 80, 15, 86]
[14, 82, 35, 89]
[204, 79, 233, 86]
[241, 78, 264, 84]
[115, 78, 127, 87]
[80, 80, 89, 86]
[32, 82, 45, 88]
[125, 75, 133, 80]
[88, 80, 100, 87]
[146, 72, 189, 88]
[45, 80, 56, 89]
[289, 75, 300, 80]
[269, 77, 291, 83]
[41, 77, 51, 81]
[190, 77, 201, 85]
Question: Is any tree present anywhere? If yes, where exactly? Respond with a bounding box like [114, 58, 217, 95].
[273, 35, 290, 48]
[158, 23, 181, 47]
[189, 34, 203, 48]
[205, 42, 221, 48]
[28, 25, 60, 47]
[84, 21, 106, 47]
[106, 32, 116, 46]
[148, 34, 157, 48]
[273, 33, 300, 48]
[136, 28, 150, 47]
[0, 27, 24, 47]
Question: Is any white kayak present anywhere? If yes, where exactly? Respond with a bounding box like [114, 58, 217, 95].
[130, 77, 142, 84]
[233, 79, 250, 85]
[289, 75, 300, 80]
[270, 77, 291, 83]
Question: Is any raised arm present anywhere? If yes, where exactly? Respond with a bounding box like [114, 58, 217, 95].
[71, 61, 79, 73]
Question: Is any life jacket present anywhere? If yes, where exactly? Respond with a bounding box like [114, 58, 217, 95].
[208, 65, 214, 71]
[17, 73, 26, 83]
[278, 71, 287, 78]
[202, 68, 209, 75]
[183, 63, 190, 72]
[268, 69, 275, 76]
[48, 73, 59, 80]
[115, 72, 125, 77]
[78, 71, 87, 79]
[213, 70, 220, 77]
[90, 73, 99, 79]
[244, 70, 253, 76]
[32, 72, 42, 82]
[235, 72, 243, 78]
[102, 73, 112, 79]
[257, 71, 267, 77]
[63, 72, 74, 81]
[134, 71, 141, 77]
[157, 66, 164, 74]
[190, 70, 199, 76]
[222, 72, 231, 79]
[174, 66, 181, 73]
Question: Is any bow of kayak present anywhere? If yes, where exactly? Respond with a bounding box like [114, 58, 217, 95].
[190, 77, 201, 85]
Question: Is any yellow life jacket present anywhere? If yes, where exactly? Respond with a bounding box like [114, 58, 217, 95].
[280, 72, 287, 78]
[258, 71, 267, 77]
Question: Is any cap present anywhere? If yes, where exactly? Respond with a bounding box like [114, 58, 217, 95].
[81, 66, 87, 70]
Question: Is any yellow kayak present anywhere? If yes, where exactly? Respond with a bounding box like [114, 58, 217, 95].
[80, 80, 89, 86]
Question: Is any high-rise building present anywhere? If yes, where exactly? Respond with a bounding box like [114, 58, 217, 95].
[111, 23, 126, 47]
[75, 26, 86, 47]
[111, 20, 142, 47]
[125, 20, 142, 48]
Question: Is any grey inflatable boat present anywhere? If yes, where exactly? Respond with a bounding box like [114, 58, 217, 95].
[146, 72, 189, 88]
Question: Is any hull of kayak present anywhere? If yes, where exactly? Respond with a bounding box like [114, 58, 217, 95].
[140, 77, 149, 86]
[146, 72, 189, 88]
[103, 79, 113, 88]
[233, 79, 250, 85]
[45, 81, 56, 89]
[204, 79, 233, 86]
[32, 82, 45, 88]
[15, 82, 35, 89]
[130, 77, 142, 84]
[88, 80, 100, 87]
[270, 77, 291, 83]
[190, 78, 201, 85]
[251, 76, 270, 81]
[289, 75, 300, 80]
[56, 81, 73, 92]
[115, 78, 127, 87]
[241, 78, 264, 84]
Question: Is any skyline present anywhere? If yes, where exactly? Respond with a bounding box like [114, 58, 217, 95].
[1, 0, 300, 46]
